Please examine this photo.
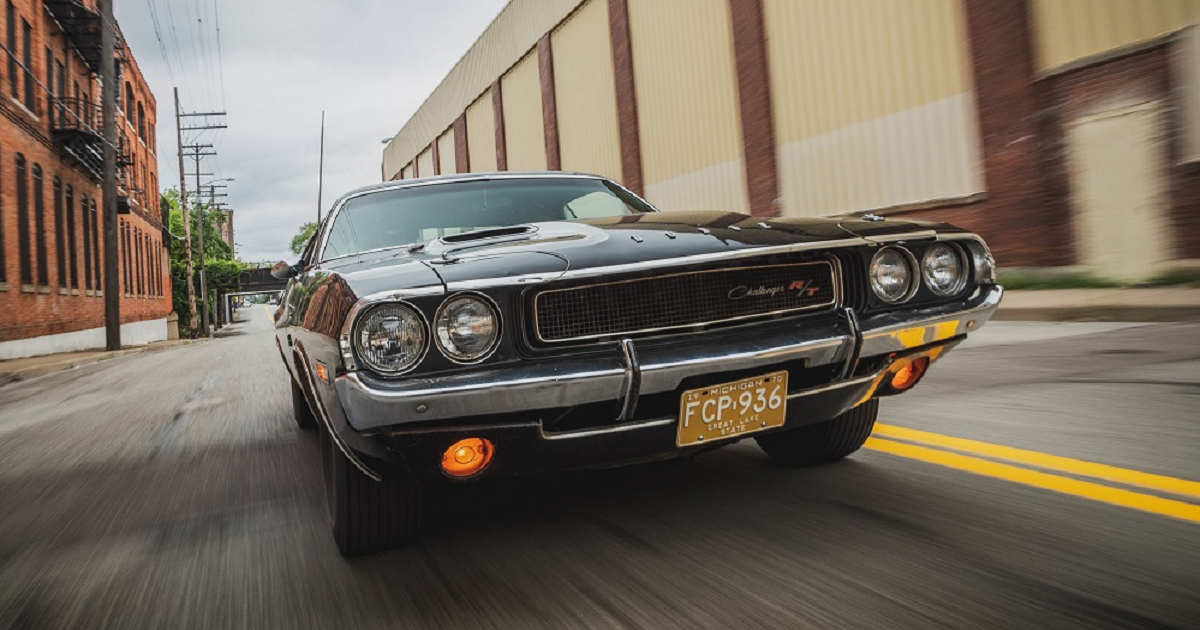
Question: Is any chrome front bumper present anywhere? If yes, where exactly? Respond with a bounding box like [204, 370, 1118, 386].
[336, 284, 1003, 432]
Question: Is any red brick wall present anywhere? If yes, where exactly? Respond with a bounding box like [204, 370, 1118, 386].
[0, 0, 169, 344]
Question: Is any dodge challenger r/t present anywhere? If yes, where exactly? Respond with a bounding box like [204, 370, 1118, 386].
[272, 172, 1002, 555]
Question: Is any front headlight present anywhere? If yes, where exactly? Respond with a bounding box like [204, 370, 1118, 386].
[353, 303, 428, 374]
[869, 247, 915, 303]
[921, 243, 967, 296]
[434, 293, 500, 363]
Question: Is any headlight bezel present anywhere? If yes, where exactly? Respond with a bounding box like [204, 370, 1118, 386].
[433, 291, 502, 364]
[920, 242, 969, 297]
[350, 301, 431, 376]
[869, 246, 919, 304]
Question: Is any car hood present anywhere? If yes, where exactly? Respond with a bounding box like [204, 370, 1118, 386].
[323, 211, 957, 291]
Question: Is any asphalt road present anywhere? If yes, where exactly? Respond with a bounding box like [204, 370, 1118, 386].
[1, 308, 1198, 629]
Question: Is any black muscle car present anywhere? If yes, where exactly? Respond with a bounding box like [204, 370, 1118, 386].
[273, 172, 1002, 555]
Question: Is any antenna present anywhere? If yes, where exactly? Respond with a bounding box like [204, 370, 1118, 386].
[318, 111, 325, 223]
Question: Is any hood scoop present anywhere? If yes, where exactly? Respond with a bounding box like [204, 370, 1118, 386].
[422, 224, 540, 261]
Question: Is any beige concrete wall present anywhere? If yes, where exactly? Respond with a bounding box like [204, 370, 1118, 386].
[627, 0, 747, 212]
[501, 51, 548, 171]
[1031, 0, 1200, 72]
[465, 92, 498, 173]
[1179, 25, 1200, 163]
[416, 146, 435, 178]
[1068, 101, 1170, 280]
[437, 129, 456, 175]
[764, 0, 983, 217]
[552, 0, 622, 180]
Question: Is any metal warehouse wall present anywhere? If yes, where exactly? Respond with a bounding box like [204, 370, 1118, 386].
[551, 0, 623, 181]
[1031, 0, 1200, 72]
[764, 0, 983, 217]
[501, 52, 548, 171]
[416, 147, 435, 178]
[628, 0, 748, 213]
[437, 129, 456, 175]
[466, 92, 498, 173]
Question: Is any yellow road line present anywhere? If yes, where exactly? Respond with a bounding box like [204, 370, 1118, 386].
[874, 424, 1200, 500]
[864, 437, 1200, 525]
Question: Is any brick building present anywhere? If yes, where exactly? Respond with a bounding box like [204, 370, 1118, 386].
[0, 0, 167, 359]
[383, 0, 1200, 282]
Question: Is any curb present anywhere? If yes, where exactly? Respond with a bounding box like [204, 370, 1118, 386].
[994, 306, 1199, 323]
[0, 339, 207, 389]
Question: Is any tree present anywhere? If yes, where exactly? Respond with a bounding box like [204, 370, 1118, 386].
[291, 222, 318, 256]
[162, 188, 243, 334]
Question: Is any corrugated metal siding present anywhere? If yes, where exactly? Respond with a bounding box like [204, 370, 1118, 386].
[1031, 0, 1200, 72]
[402, 163, 413, 179]
[382, 0, 586, 180]
[628, 0, 748, 212]
[764, 0, 983, 217]
[501, 51, 548, 171]
[552, 0, 622, 180]
[466, 92, 498, 172]
[437, 129, 456, 175]
[416, 147, 435, 178]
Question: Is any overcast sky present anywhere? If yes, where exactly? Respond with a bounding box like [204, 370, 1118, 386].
[115, 0, 508, 264]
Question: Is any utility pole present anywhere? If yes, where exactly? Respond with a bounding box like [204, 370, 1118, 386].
[177, 107, 226, 336]
[101, 0, 119, 350]
[317, 110, 325, 223]
[184, 143, 216, 336]
[174, 88, 198, 336]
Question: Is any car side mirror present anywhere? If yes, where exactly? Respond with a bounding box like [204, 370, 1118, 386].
[271, 260, 300, 280]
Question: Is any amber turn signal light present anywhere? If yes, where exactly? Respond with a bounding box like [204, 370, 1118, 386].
[441, 438, 494, 477]
[890, 357, 929, 391]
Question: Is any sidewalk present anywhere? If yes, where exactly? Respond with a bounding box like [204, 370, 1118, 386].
[996, 287, 1200, 322]
[0, 338, 205, 388]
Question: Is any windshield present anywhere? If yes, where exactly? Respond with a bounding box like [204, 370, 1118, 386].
[321, 177, 654, 260]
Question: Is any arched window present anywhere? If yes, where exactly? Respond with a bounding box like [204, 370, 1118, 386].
[32, 165, 46, 286]
[124, 82, 133, 115]
[81, 193, 91, 291]
[137, 102, 145, 139]
[65, 185, 77, 290]
[15, 155, 30, 287]
[53, 177, 64, 288]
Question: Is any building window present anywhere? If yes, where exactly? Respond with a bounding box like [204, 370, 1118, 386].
[136, 228, 144, 296]
[54, 177, 64, 288]
[22, 19, 33, 111]
[32, 164, 46, 286]
[120, 220, 128, 295]
[81, 193, 91, 291]
[137, 102, 145, 139]
[44, 48, 52, 124]
[90, 198, 99, 292]
[0, 146, 5, 286]
[16, 154, 29, 286]
[66, 184, 77, 290]
[124, 82, 133, 117]
[6, 3, 15, 100]
[54, 60, 64, 125]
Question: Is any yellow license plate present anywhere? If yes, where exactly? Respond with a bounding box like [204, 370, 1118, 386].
[677, 371, 788, 447]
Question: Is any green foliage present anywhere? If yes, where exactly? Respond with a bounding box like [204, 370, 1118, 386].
[290, 222, 318, 256]
[996, 271, 1121, 291]
[163, 188, 242, 334]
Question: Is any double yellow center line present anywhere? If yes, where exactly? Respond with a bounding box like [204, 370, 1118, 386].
[866, 424, 1200, 525]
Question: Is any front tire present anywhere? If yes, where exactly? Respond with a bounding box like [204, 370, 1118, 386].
[755, 398, 879, 467]
[320, 425, 423, 556]
[290, 377, 318, 430]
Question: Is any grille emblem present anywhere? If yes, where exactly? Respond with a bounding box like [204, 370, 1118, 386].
[727, 280, 820, 300]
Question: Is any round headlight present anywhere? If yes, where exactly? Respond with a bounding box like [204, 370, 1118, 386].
[434, 294, 500, 363]
[354, 303, 428, 374]
[921, 243, 967, 296]
[869, 247, 915, 303]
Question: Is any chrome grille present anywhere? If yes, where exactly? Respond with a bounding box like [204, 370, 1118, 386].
[533, 261, 837, 342]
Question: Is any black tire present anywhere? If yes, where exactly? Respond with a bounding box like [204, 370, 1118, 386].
[290, 376, 318, 430]
[755, 398, 880, 467]
[320, 424, 423, 556]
